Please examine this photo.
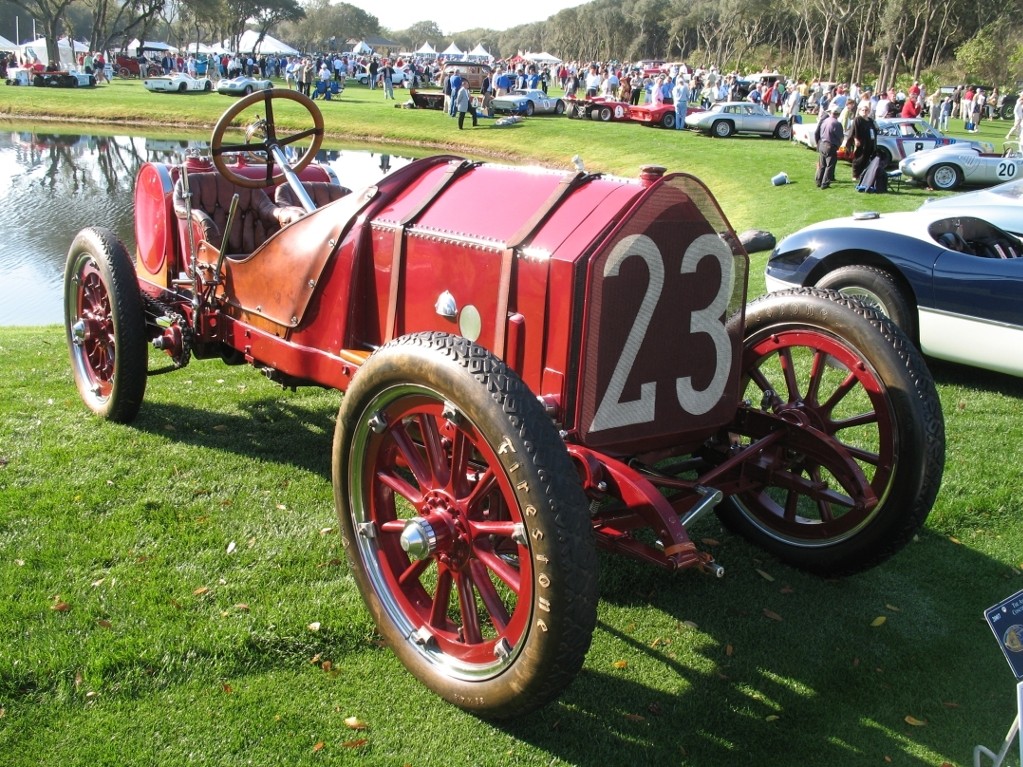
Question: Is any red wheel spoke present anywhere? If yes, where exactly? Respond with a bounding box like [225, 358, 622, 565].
[831, 410, 879, 430]
[463, 466, 498, 511]
[778, 347, 801, 401]
[474, 548, 521, 594]
[818, 370, 859, 416]
[805, 349, 828, 404]
[840, 442, 881, 467]
[446, 425, 471, 495]
[389, 417, 434, 488]
[748, 365, 777, 403]
[377, 466, 423, 506]
[428, 566, 454, 629]
[398, 556, 432, 587]
[469, 560, 510, 631]
[456, 571, 483, 644]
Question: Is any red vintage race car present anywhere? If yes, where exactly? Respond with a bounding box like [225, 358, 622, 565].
[65, 91, 945, 719]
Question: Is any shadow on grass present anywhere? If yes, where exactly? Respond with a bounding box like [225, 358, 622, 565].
[495, 528, 1018, 766]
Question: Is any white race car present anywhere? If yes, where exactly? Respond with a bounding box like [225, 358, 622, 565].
[899, 143, 1023, 190]
[143, 72, 213, 93]
[792, 117, 993, 167]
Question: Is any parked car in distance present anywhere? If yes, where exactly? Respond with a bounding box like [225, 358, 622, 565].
[765, 208, 1023, 377]
[354, 66, 408, 87]
[564, 96, 632, 121]
[792, 116, 994, 167]
[115, 54, 161, 78]
[441, 61, 492, 91]
[217, 75, 273, 96]
[629, 101, 701, 129]
[143, 72, 213, 93]
[684, 101, 792, 139]
[899, 143, 1023, 190]
[491, 88, 565, 116]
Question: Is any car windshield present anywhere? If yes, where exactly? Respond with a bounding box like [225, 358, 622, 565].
[989, 178, 1023, 200]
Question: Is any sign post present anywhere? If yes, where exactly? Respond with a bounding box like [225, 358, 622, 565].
[975, 589, 1023, 766]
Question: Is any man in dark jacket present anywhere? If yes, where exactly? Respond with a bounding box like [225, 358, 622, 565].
[814, 102, 845, 189]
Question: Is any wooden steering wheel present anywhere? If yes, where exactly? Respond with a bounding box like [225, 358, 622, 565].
[210, 89, 325, 188]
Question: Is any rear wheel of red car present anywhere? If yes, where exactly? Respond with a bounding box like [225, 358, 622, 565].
[816, 265, 917, 343]
[117, 67, 130, 79]
[661, 111, 676, 128]
[64, 227, 147, 423]
[712, 120, 734, 137]
[717, 288, 944, 576]
[927, 163, 963, 190]
[598, 106, 612, 121]
[333, 332, 598, 719]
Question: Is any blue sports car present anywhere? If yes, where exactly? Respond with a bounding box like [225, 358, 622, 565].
[765, 207, 1023, 377]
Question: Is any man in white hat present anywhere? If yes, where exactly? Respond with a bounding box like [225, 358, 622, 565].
[672, 75, 691, 130]
[814, 101, 845, 188]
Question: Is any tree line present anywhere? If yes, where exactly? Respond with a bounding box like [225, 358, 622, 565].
[3, 0, 1021, 92]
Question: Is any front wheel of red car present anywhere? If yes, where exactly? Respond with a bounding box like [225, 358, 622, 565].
[64, 227, 147, 423]
[333, 332, 598, 719]
[717, 288, 944, 576]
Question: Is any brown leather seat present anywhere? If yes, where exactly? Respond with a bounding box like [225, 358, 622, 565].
[173, 173, 300, 256]
[275, 181, 351, 209]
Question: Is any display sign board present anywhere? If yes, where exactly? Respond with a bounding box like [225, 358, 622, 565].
[985, 588, 1023, 680]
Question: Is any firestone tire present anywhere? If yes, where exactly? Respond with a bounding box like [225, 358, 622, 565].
[716, 288, 944, 576]
[333, 332, 598, 719]
[64, 227, 148, 423]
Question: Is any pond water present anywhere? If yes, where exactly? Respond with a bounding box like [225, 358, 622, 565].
[0, 129, 417, 326]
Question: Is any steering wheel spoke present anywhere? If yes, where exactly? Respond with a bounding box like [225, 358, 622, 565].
[210, 89, 324, 189]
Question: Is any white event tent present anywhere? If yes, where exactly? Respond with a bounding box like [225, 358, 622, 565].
[524, 51, 562, 64]
[466, 43, 491, 62]
[441, 42, 462, 58]
[0, 34, 18, 51]
[19, 36, 88, 69]
[224, 30, 299, 56]
[415, 41, 437, 58]
[127, 38, 177, 54]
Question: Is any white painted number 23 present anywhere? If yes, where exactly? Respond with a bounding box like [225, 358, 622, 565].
[590, 233, 735, 432]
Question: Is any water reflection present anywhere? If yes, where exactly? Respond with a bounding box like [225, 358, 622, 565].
[0, 129, 416, 326]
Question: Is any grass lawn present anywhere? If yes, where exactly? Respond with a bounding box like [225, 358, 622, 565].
[2, 78, 1023, 766]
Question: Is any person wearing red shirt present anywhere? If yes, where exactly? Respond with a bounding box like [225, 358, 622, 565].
[901, 96, 922, 119]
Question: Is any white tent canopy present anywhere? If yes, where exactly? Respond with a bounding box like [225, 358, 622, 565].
[351, 40, 372, 55]
[181, 42, 227, 55]
[524, 51, 561, 64]
[0, 34, 18, 52]
[225, 30, 299, 56]
[466, 43, 491, 61]
[128, 39, 177, 54]
[441, 42, 462, 57]
[19, 37, 88, 69]
[415, 41, 436, 56]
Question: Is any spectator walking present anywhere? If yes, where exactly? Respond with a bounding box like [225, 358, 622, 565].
[814, 103, 844, 189]
[455, 80, 477, 129]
